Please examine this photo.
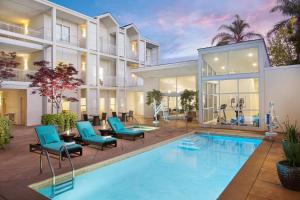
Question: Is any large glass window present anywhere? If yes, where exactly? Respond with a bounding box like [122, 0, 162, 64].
[56, 24, 70, 43]
[202, 48, 259, 76]
[202, 78, 259, 127]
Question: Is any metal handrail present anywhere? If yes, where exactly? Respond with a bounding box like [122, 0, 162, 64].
[42, 144, 75, 198]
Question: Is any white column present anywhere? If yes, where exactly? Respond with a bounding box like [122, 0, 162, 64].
[258, 43, 265, 130]
[198, 52, 203, 125]
[51, 7, 56, 68]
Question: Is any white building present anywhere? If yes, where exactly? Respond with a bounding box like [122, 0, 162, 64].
[0, 0, 159, 126]
[0, 0, 299, 131]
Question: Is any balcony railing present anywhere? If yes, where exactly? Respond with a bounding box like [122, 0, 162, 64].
[99, 75, 116, 87]
[127, 49, 139, 61]
[99, 43, 116, 56]
[3, 69, 36, 82]
[56, 35, 86, 49]
[125, 78, 143, 87]
[0, 20, 46, 39]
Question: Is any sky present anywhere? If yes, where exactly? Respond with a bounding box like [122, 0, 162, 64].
[50, 0, 283, 63]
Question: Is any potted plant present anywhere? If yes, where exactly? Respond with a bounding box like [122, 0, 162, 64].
[180, 89, 196, 122]
[146, 89, 162, 121]
[277, 120, 300, 191]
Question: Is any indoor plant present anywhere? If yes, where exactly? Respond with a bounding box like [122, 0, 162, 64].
[180, 89, 197, 122]
[277, 120, 300, 191]
[146, 89, 163, 121]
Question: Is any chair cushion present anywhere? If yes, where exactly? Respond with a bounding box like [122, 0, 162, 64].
[44, 133, 60, 144]
[108, 117, 124, 132]
[43, 142, 82, 153]
[76, 121, 96, 139]
[83, 135, 117, 144]
[35, 125, 60, 145]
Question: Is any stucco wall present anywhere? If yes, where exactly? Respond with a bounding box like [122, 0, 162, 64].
[264, 65, 300, 129]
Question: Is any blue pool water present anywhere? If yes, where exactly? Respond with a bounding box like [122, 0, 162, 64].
[38, 134, 261, 200]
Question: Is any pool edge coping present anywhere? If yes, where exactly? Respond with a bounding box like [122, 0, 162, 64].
[29, 130, 266, 199]
[29, 130, 196, 191]
[218, 137, 272, 200]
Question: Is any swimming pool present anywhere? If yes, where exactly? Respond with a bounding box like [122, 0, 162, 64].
[36, 133, 261, 200]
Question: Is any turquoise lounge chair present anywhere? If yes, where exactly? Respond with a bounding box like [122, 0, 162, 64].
[76, 121, 117, 150]
[35, 125, 82, 172]
[107, 117, 144, 141]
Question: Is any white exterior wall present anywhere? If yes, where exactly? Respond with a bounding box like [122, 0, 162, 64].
[88, 22, 97, 51]
[118, 32, 125, 57]
[264, 65, 300, 128]
[27, 88, 43, 126]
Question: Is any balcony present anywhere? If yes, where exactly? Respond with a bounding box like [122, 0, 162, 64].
[99, 75, 116, 87]
[3, 69, 36, 82]
[146, 58, 159, 66]
[99, 43, 116, 56]
[0, 20, 48, 40]
[125, 78, 143, 87]
[56, 35, 86, 49]
[127, 49, 139, 61]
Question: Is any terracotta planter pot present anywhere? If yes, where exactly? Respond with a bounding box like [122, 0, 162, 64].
[277, 160, 300, 191]
[186, 112, 194, 122]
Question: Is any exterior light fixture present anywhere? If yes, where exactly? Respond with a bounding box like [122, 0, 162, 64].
[81, 61, 86, 71]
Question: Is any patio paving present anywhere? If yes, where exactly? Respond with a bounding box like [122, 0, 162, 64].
[0, 119, 299, 200]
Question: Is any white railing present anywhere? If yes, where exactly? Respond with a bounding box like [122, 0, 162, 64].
[99, 42, 117, 55]
[3, 68, 36, 82]
[127, 49, 139, 61]
[125, 78, 143, 87]
[145, 58, 158, 66]
[0, 20, 45, 39]
[99, 75, 116, 87]
[56, 34, 86, 48]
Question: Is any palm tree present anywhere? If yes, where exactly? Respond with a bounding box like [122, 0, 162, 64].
[211, 15, 263, 46]
[268, 0, 300, 62]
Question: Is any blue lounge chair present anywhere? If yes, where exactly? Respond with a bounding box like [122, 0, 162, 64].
[76, 121, 117, 150]
[35, 125, 82, 172]
[107, 117, 144, 141]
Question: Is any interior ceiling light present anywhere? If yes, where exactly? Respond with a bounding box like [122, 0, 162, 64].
[248, 53, 253, 57]
[221, 66, 226, 70]
[214, 57, 219, 61]
[252, 63, 257, 67]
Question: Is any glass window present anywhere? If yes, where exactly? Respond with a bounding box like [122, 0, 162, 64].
[202, 47, 259, 76]
[160, 77, 176, 93]
[110, 98, 116, 111]
[99, 98, 105, 113]
[239, 78, 259, 93]
[201, 77, 260, 127]
[56, 24, 70, 42]
[220, 80, 238, 93]
[80, 89, 87, 113]
[62, 25, 70, 42]
[177, 76, 196, 93]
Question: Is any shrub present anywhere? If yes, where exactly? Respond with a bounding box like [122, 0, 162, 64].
[0, 118, 11, 148]
[41, 111, 78, 133]
[282, 120, 300, 167]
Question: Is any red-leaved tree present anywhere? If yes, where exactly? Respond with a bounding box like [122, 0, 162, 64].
[0, 51, 19, 86]
[27, 61, 84, 114]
